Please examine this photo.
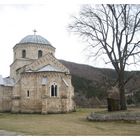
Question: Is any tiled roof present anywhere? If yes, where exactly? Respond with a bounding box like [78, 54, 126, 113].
[19, 35, 51, 45]
[26, 64, 63, 73]
[0, 75, 14, 86]
[37, 65, 61, 72]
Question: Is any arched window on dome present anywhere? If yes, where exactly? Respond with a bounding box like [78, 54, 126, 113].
[22, 50, 26, 58]
[38, 50, 43, 58]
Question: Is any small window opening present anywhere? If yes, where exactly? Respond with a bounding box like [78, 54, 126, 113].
[22, 50, 26, 58]
[27, 90, 30, 97]
[38, 50, 43, 58]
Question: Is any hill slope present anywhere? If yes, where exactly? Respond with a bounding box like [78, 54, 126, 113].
[60, 60, 117, 85]
[60, 60, 140, 107]
[61, 60, 117, 78]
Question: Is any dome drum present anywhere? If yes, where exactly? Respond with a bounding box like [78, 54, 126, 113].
[13, 34, 55, 61]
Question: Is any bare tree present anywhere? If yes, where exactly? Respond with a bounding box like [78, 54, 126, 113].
[69, 4, 140, 110]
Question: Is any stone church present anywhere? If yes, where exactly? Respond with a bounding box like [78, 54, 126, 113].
[0, 31, 75, 114]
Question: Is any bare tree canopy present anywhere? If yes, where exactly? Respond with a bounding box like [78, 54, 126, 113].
[69, 4, 140, 110]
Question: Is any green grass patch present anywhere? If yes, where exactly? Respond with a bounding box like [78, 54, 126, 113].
[0, 108, 140, 135]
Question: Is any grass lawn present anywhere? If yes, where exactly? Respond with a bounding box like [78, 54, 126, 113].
[0, 108, 140, 136]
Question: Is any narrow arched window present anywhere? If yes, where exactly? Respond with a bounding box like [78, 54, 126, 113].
[38, 50, 42, 58]
[22, 50, 26, 58]
[55, 85, 57, 96]
[51, 83, 58, 97]
[51, 85, 55, 96]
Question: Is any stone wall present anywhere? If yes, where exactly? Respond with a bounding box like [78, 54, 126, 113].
[42, 98, 70, 114]
[10, 59, 33, 81]
[11, 71, 75, 114]
[0, 86, 4, 111]
[87, 111, 140, 121]
[0, 85, 12, 112]
[20, 72, 41, 113]
[11, 81, 21, 113]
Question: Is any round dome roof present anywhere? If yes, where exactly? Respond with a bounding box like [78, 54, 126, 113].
[19, 35, 51, 45]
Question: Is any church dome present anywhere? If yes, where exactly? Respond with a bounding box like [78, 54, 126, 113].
[19, 34, 51, 45]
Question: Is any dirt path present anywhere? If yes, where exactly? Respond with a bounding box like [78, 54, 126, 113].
[0, 130, 25, 136]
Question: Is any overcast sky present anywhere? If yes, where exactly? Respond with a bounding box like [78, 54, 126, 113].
[0, 0, 139, 77]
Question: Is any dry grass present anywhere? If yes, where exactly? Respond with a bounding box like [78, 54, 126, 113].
[0, 108, 140, 136]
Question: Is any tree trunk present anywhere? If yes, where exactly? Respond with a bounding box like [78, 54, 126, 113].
[118, 72, 127, 110]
